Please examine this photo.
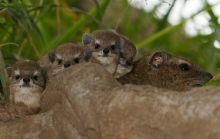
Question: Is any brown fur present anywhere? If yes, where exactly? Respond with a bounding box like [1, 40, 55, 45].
[82, 29, 136, 77]
[42, 43, 90, 77]
[0, 60, 47, 121]
[117, 33, 136, 63]
[118, 51, 213, 91]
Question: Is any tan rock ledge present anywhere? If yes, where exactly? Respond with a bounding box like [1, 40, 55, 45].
[1, 63, 220, 139]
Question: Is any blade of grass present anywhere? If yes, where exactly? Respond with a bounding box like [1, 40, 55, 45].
[137, 3, 218, 49]
[0, 42, 19, 48]
[156, 0, 177, 31]
[137, 22, 184, 49]
[69, 6, 109, 28]
[92, 0, 101, 20]
[54, 0, 61, 35]
[6, 7, 19, 24]
[46, 0, 110, 52]
[0, 49, 10, 102]
[205, 2, 219, 27]
[20, 1, 44, 41]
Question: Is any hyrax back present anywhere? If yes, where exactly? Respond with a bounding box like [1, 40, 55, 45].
[118, 51, 213, 91]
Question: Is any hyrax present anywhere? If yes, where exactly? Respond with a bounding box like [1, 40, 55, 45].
[118, 51, 213, 91]
[115, 34, 136, 78]
[46, 43, 91, 76]
[7, 60, 47, 114]
[82, 29, 136, 77]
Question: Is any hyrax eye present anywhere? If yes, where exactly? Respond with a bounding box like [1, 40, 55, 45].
[111, 45, 115, 50]
[15, 75, 20, 80]
[95, 43, 100, 49]
[179, 63, 190, 71]
[33, 75, 38, 81]
[57, 59, 62, 65]
[74, 58, 80, 63]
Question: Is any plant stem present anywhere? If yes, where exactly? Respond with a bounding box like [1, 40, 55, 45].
[138, 22, 184, 49]
[0, 49, 10, 102]
[0, 42, 19, 48]
[46, 0, 110, 52]
[137, 3, 218, 49]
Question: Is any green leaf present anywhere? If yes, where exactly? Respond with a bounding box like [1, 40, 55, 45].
[45, 0, 110, 53]
[0, 17, 5, 23]
[0, 49, 10, 102]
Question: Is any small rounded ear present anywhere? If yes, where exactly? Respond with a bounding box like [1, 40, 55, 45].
[48, 52, 56, 63]
[40, 66, 48, 86]
[149, 51, 169, 68]
[83, 48, 92, 61]
[119, 37, 125, 48]
[82, 33, 93, 45]
[119, 38, 136, 59]
[6, 67, 12, 77]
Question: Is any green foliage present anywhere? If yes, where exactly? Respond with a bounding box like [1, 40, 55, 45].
[0, 48, 9, 102]
[0, 0, 110, 61]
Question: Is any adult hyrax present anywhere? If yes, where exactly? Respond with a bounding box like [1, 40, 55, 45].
[41, 43, 91, 77]
[118, 51, 213, 91]
[82, 29, 136, 77]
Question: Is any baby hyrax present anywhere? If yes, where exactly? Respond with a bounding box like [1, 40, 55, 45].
[7, 60, 47, 114]
[82, 29, 136, 77]
[47, 43, 91, 76]
[118, 51, 213, 91]
[115, 34, 136, 78]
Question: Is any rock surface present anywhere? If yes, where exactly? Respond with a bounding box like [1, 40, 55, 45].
[1, 63, 220, 139]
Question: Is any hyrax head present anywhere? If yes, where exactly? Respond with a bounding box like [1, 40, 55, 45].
[48, 43, 90, 75]
[82, 29, 122, 74]
[82, 29, 136, 63]
[7, 60, 47, 89]
[118, 35, 136, 66]
[82, 29, 121, 57]
[115, 35, 137, 78]
[135, 51, 213, 91]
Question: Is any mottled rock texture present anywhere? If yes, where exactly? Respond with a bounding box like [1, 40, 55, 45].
[1, 63, 220, 139]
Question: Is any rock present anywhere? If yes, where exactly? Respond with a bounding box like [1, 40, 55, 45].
[100, 85, 220, 139]
[1, 62, 220, 139]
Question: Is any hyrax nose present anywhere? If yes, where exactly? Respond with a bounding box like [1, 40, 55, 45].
[23, 78, 30, 84]
[126, 60, 132, 66]
[203, 72, 213, 82]
[206, 72, 213, 80]
[103, 48, 109, 55]
[64, 63, 71, 68]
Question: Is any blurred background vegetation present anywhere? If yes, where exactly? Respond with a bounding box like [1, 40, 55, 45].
[0, 0, 220, 99]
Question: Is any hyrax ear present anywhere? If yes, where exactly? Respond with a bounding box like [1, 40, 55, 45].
[119, 38, 125, 48]
[6, 67, 12, 77]
[82, 33, 93, 45]
[149, 51, 169, 68]
[83, 48, 92, 61]
[48, 51, 56, 63]
[40, 66, 48, 82]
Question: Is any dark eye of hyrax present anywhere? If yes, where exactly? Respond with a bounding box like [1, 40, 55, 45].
[33, 75, 38, 81]
[74, 58, 80, 63]
[179, 63, 190, 71]
[126, 60, 132, 66]
[57, 59, 62, 65]
[15, 75, 20, 80]
[111, 45, 115, 50]
[95, 43, 100, 49]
